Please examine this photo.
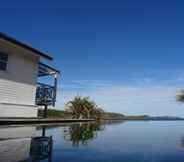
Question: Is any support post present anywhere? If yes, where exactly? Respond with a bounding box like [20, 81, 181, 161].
[48, 136, 53, 162]
[44, 105, 48, 118]
[42, 126, 46, 137]
[53, 73, 58, 107]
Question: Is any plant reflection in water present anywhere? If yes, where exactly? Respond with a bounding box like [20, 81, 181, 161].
[63, 122, 105, 147]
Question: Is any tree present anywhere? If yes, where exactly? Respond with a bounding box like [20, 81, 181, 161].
[176, 90, 184, 103]
[65, 96, 103, 119]
[65, 96, 84, 119]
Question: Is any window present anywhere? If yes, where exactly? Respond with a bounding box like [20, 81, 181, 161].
[0, 52, 8, 71]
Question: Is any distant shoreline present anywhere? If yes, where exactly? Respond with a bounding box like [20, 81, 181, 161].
[103, 119, 184, 121]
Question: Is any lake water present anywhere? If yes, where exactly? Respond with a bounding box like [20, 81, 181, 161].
[0, 121, 184, 162]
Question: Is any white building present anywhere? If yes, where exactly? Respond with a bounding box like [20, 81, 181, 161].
[0, 33, 59, 118]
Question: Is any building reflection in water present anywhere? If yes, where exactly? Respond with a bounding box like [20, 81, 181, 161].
[0, 126, 53, 162]
[0, 121, 124, 162]
[63, 122, 105, 147]
[29, 126, 53, 162]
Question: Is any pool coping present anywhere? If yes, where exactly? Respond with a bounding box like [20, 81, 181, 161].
[0, 118, 95, 125]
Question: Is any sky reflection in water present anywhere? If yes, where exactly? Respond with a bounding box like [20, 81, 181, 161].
[0, 121, 184, 162]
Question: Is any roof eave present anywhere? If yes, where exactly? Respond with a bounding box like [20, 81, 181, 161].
[0, 32, 53, 60]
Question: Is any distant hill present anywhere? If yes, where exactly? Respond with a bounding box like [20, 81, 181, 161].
[148, 116, 184, 120]
[122, 115, 184, 120]
[101, 112, 125, 120]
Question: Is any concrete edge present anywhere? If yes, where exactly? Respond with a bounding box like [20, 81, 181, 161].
[0, 119, 95, 125]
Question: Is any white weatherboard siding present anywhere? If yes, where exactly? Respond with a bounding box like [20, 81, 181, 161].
[0, 39, 39, 117]
[0, 79, 36, 105]
[0, 104, 37, 117]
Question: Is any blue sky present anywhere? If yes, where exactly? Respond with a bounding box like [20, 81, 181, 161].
[1, 0, 184, 116]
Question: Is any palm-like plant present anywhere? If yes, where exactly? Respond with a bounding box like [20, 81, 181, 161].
[176, 90, 184, 103]
[66, 96, 103, 119]
[66, 96, 84, 118]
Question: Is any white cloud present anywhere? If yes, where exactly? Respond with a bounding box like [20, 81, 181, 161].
[56, 79, 184, 117]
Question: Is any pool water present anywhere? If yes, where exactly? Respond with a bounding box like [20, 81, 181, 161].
[0, 121, 184, 162]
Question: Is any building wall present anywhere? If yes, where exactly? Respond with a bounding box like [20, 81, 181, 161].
[0, 104, 38, 117]
[0, 39, 39, 117]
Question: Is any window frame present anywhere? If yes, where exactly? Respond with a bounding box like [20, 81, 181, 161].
[0, 52, 8, 71]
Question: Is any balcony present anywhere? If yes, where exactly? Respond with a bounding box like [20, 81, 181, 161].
[36, 62, 60, 107]
[36, 83, 56, 106]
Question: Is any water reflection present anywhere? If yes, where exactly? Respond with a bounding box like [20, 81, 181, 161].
[29, 127, 53, 162]
[0, 122, 108, 162]
[102, 119, 125, 125]
[181, 136, 184, 148]
[0, 126, 53, 162]
[63, 122, 105, 147]
[2, 121, 184, 162]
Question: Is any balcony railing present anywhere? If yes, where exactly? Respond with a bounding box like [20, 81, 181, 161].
[36, 83, 56, 106]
